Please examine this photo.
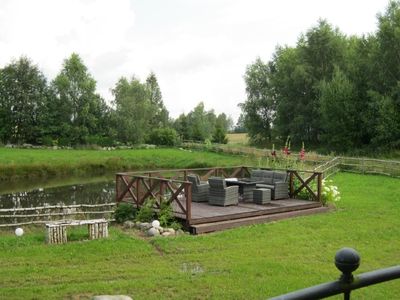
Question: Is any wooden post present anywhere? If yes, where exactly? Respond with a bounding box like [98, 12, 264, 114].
[185, 182, 192, 226]
[136, 177, 140, 208]
[289, 171, 294, 198]
[115, 175, 120, 205]
[317, 172, 323, 203]
[160, 180, 165, 203]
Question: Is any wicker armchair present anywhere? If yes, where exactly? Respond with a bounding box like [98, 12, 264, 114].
[187, 174, 209, 202]
[208, 177, 239, 206]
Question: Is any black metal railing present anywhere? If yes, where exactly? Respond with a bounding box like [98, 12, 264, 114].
[270, 248, 400, 300]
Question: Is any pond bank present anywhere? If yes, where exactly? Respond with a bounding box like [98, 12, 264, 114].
[0, 147, 248, 181]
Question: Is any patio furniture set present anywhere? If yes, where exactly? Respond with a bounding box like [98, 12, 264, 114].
[187, 170, 289, 207]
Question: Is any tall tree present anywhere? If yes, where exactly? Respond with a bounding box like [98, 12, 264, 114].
[0, 57, 49, 144]
[319, 68, 359, 151]
[146, 72, 169, 127]
[173, 113, 190, 140]
[186, 102, 214, 141]
[113, 77, 152, 144]
[241, 57, 275, 145]
[371, 1, 400, 148]
[51, 53, 104, 145]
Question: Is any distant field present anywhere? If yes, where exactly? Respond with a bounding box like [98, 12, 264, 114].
[1, 173, 399, 299]
[227, 133, 249, 145]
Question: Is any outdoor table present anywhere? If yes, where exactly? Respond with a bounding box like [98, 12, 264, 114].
[225, 178, 264, 201]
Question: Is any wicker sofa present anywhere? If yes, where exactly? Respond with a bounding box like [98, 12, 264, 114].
[250, 170, 289, 200]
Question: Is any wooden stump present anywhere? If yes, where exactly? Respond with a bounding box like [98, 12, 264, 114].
[46, 225, 67, 244]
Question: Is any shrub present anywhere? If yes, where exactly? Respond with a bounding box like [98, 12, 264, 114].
[148, 128, 178, 146]
[41, 136, 56, 146]
[158, 200, 174, 227]
[113, 203, 137, 224]
[135, 198, 156, 222]
[321, 179, 341, 205]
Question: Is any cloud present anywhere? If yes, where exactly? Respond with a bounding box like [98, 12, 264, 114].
[0, 0, 389, 122]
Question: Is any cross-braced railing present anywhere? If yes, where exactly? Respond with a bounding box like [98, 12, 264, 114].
[115, 166, 251, 225]
[288, 169, 323, 202]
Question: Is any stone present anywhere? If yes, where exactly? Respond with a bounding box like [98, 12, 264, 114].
[139, 222, 151, 230]
[123, 221, 135, 229]
[162, 232, 172, 237]
[147, 227, 160, 236]
[92, 296, 132, 300]
[151, 220, 160, 227]
[154, 226, 163, 233]
[176, 229, 185, 236]
[165, 228, 175, 235]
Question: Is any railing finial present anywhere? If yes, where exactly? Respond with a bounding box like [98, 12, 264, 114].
[335, 247, 360, 283]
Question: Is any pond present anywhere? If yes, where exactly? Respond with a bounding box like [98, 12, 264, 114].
[0, 175, 115, 210]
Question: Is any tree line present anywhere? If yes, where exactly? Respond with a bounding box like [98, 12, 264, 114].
[0, 53, 231, 146]
[240, 1, 400, 154]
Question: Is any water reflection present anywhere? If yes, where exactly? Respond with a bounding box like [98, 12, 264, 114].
[0, 180, 115, 209]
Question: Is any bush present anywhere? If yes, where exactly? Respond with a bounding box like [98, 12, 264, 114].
[41, 136, 56, 147]
[135, 198, 156, 222]
[113, 203, 137, 224]
[158, 200, 174, 227]
[148, 128, 178, 146]
[212, 126, 228, 144]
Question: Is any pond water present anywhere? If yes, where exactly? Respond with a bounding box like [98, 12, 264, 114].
[0, 176, 115, 210]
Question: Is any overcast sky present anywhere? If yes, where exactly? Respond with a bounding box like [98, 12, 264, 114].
[0, 0, 390, 122]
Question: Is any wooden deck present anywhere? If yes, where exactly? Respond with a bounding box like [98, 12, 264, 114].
[173, 199, 329, 234]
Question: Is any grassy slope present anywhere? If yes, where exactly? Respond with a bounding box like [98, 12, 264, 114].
[0, 148, 252, 181]
[1, 173, 399, 299]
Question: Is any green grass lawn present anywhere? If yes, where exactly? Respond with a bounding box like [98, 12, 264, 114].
[0, 148, 254, 181]
[1, 172, 399, 299]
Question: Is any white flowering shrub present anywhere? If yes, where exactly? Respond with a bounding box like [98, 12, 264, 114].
[321, 179, 341, 205]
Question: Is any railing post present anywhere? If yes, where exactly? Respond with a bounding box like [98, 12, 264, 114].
[317, 172, 323, 203]
[289, 171, 294, 198]
[136, 177, 140, 208]
[159, 180, 165, 205]
[185, 182, 192, 225]
[115, 174, 120, 205]
[335, 248, 360, 300]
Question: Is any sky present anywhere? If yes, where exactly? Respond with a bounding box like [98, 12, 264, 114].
[0, 0, 390, 122]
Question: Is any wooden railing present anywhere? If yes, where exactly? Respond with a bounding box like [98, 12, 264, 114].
[288, 170, 323, 202]
[315, 156, 400, 178]
[115, 166, 250, 225]
[116, 166, 323, 225]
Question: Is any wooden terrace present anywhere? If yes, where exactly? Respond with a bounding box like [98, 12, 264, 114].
[116, 166, 329, 234]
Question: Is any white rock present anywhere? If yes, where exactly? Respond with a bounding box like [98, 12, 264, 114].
[176, 229, 185, 236]
[166, 228, 175, 234]
[147, 227, 160, 236]
[123, 221, 135, 229]
[162, 232, 172, 237]
[151, 220, 160, 227]
[154, 226, 164, 233]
